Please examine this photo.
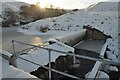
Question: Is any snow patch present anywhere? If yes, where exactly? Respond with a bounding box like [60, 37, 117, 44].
[1, 56, 39, 78]
[17, 42, 74, 72]
[108, 66, 118, 72]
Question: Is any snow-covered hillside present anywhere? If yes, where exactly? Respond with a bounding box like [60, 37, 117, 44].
[19, 1, 119, 62]
[2, 2, 19, 12]
[5, 2, 29, 9]
[88, 2, 118, 12]
[1, 1, 29, 12]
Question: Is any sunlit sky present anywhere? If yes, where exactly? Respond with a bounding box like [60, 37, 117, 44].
[2, 0, 118, 9]
[17, 0, 109, 9]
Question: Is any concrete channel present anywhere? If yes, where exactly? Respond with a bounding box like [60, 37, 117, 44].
[56, 26, 111, 79]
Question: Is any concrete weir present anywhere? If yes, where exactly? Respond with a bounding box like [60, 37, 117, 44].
[56, 29, 87, 46]
[73, 40, 106, 78]
[55, 26, 111, 79]
[57, 25, 111, 47]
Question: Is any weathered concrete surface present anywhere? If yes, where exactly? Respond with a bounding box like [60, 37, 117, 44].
[75, 49, 100, 58]
[73, 40, 106, 78]
[74, 40, 105, 53]
[83, 25, 112, 40]
[56, 29, 86, 46]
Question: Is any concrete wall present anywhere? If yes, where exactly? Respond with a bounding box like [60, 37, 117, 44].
[56, 25, 111, 47]
[56, 29, 86, 46]
[2, 53, 17, 67]
[83, 25, 111, 41]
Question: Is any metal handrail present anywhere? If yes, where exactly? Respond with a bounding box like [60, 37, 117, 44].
[11, 40, 82, 80]
[12, 40, 120, 66]
[11, 40, 120, 80]
[18, 56, 82, 80]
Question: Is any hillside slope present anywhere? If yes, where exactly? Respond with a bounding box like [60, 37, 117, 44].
[88, 2, 118, 12]
[1, 1, 29, 12]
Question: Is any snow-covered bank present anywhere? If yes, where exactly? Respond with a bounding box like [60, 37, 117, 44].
[0, 50, 39, 79]
[18, 28, 76, 37]
[2, 57, 38, 78]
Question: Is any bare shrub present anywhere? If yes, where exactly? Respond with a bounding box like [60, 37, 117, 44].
[39, 25, 49, 33]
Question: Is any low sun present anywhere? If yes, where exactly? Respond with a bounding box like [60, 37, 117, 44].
[36, 0, 50, 8]
[39, 2, 46, 8]
[36, 0, 57, 8]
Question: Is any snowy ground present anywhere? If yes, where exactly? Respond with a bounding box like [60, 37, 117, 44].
[0, 50, 39, 79]
[18, 28, 78, 38]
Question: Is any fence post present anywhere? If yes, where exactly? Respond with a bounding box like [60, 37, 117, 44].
[73, 52, 76, 63]
[48, 49, 52, 80]
[12, 40, 15, 54]
[11, 40, 17, 67]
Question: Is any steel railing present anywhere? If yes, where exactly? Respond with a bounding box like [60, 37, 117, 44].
[11, 40, 120, 80]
